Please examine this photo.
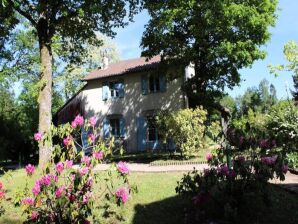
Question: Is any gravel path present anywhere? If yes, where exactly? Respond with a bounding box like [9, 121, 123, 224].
[93, 163, 209, 172]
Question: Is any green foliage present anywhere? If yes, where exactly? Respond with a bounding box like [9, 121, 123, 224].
[232, 109, 268, 139]
[142, 0, 278, 109]
[269, 40, 298, 102]
[267, 100, 298, 151]
[157, 107, 207, 158]
[287, 152, 298, 169]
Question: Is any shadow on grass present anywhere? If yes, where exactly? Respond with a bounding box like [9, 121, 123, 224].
[132, 184, 298, 224]
[132, 195, 192, 224]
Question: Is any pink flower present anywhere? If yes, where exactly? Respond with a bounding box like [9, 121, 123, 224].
[25, 164, 35, 176]
[71, 121, 78, 129]
[55, 187, 64, 198]
[203, 168, 210, 177]
[117, 161, 129, 174]
[31, 211, 39, 221]
[93, 151, 104, 160]
[115, 187, 129, 204]
[206, 153, 213, 162]
[79, 167, 89, 176]
[21, 197, 34, 206]
[39, 174, 58, 186]
[63, 136, 72, 147]
[88, 133, 95, 142]
[218, 165, 229, 176]
[65, 160, 73, 168]
[83, 192, 93, 204]
[0, 191, 5, 199]
[32, 183, 41, 196]
[81, 156, 91, 166]
[228, 170, 237, 178]
[86, 177, 93, 188]
[34, 132, 42, 141]
[56, 162, 64, 174]
[84, 220, 91, 224]
[89, 116, 97, 127]
[261, 155, 277, 165]
[0, 182, 3, 190]
[282, 165, 288, 174]
[74, 114, 84, 126]
[260, 139, 270, 149]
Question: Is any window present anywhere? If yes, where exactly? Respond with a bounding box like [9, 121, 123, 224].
[102, 80, 124, 100]
[141, 74, 166, 95]
[110, 118, 120, 137]
[149, 74, 160, 93]
[110, 81, 120, 98]
[147, 116, 158, 141]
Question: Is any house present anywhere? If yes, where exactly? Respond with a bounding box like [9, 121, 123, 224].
[54, 55, 195, 152]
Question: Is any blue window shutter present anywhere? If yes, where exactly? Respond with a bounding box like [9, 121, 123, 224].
[120, 117, 126, 137]
[103, 117, 110, 138]
[159, 74, 167, 92]
[118, 80, 125, 98]
[141, 75, 148, 95]
[137, 116, 147, 151]
[81, 127, 89, 149]
[102, 82, 109, 101]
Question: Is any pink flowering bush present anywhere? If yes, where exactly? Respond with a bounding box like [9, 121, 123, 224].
[0, 182, 5, 216]
[176, 127, 289, 222]
[21, 115, 134, 223]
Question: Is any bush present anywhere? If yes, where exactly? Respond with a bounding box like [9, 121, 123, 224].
[267, 100, 298, 151]
[19, 115, 134, 223]
[176, 126, 288, 222]
[287, 152, 298, 170]
[157, 107, 207, 158]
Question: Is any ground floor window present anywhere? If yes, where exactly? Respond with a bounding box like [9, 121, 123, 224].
[110, 118, 120, 137]
[147, 116, 159, 141]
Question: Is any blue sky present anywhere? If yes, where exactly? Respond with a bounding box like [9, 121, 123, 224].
[113, 0, 297, 99]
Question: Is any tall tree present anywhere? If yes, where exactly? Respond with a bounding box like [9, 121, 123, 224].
[141, 0, 277, 110]
[0, 0, 140, 167]
[269, 40, 298, 103]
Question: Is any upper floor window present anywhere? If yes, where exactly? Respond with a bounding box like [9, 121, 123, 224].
[102, 79, 124, 101]
[149, 74, 160, 93]
[141, 74, 166, 95]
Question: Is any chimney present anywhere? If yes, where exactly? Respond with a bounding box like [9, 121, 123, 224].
[101, 49, 109, 70]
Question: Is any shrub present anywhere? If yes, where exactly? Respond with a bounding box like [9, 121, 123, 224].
[157, 107, 207, 158]
[287, 152, 298, 169]
[19, 115, 134, 223]
[176, 126, 288, 222]
[267, 100, 298, 151]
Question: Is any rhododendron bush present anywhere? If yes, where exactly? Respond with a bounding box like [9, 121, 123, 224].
[176, 126, 289, 222]
[20, 115, 134, 223]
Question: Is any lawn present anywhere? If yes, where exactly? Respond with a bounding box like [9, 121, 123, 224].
[0, 169, 298, 224]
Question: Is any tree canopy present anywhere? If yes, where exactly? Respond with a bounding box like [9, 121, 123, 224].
[0, 0, 140, 166]
[141, 0, 278, 110]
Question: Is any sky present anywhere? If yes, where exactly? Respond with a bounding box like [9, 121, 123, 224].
[113, 0, 298, 99]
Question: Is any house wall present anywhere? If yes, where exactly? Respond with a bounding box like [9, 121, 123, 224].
[80, 70, 186, 152]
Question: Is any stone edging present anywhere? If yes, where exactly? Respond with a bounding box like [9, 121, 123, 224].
[149, 161, 207, 166]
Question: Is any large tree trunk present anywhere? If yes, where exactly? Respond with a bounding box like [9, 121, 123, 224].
[38, 37, 53, 168]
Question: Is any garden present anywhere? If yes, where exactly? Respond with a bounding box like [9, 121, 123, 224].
[1, 0, 298, 223]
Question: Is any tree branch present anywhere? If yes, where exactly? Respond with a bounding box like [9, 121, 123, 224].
[7, 0, 37, 27]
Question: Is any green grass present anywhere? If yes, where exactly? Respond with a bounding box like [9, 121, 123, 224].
[0, 170, 298, 224]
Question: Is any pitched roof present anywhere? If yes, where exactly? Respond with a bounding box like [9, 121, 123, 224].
[83, 55, 161, 81]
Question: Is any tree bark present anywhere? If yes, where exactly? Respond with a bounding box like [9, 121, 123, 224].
[38, 25, 53, 168]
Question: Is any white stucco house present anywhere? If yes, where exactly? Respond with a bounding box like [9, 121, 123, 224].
[54, 55, 194, 152]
